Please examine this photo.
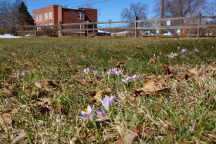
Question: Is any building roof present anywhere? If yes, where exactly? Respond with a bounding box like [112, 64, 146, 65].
[32, 5, 97, 13]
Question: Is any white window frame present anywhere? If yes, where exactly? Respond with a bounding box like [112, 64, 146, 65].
[78, 12, 84, 20]
[39, 15, 43, 21]
[48, 12, 53, 19]
[44, 12, 49, 20]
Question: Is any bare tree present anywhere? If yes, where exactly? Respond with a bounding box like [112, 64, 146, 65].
[160, 0, 165, 19]
[121, 2, 148, 36]
[0, 0, 33, 34]
[78, 0, 94, 9]
[154, 0, 207, 18]
[203, 1, 216, 16]
[0, 1, 18, 33]
[121, 2, 147, 21]
[164, 0, 207, 17]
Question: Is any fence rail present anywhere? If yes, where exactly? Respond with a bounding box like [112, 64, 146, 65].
[16, 15, 216, 37]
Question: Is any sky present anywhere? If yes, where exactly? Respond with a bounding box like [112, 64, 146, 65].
[25, 0, 155, 21]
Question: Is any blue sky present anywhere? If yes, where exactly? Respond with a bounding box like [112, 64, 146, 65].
[25, 0, 155, 21]
[25, 0, 213, 21]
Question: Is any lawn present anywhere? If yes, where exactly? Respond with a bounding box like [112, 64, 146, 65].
[0, 37, 216, 143]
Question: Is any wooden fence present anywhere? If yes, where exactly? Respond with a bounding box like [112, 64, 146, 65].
[17, 15, 216, 37]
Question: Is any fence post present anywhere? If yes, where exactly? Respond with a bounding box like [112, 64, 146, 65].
[135, 17, 138, 37]
[93, 23, 95, 35]
[34, 25, 37, 36]
[86, 21, 89, 36]
[58, 23, 63, 37]
[197, 13, 202, 37]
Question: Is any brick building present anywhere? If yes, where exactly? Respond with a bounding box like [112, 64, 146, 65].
[32, 5, 97, 35]
[32, 5, 97, 25]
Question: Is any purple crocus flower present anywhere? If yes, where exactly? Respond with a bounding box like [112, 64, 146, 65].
[9, 70, 29, 78]
[92, 70, 98, 75]
[180, 48, 187, 53]
[194, 48, 199, 53]
[100, 95, 116, 111]
[83, 68, 90, 74]
[106, 68, 123, 76]
[78, 105, 93, 119]
[95, 110, 107, 122]
[122, 75, 134, 83]
[132, 74, 144, 79]
[122, 74, 144, 83]
[167, 52, 178, 58]
[19, 70, 29, 76]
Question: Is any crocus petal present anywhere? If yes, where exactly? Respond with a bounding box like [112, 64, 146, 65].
[180, 48, 187, 53]
[9, 70, 29, 78]
[87, 105, 93, 113]
[95, 110, 107, 122]
[101, 95, 116, 111]
[167, 52, 178, 58]
[83, 68, 90, 74]
[122, 74, 144, 83]
[102, 96, 110, 110]
[78, 106, 93, 119]
[110, 95, 116, 102]
[106, 68, 123, 76]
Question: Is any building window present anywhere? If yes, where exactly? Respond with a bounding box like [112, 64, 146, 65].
[80, 24, 85, 29]
[35, 15, 39, 22]
[49, 12, 53, 19]
[44, 12, 49, 20]
[39, 15, 43, 21]
[78, 12, 84, 20]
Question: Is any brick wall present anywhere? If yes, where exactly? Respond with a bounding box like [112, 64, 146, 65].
[32, 5, 98, 26]
[81, 8, 97, 22]
[32, 5, 57, 25]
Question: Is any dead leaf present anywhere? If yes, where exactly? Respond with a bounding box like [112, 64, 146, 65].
[31, 98, 52, 114]
[116, 61, 125, 68]
[0, 113, 12, 125]
[200, 131, 216, 143]
[162, 64, 176, 75]
[149, 56, 160, 63]
[34, 82, 42, 89]
[185, 68, 199, 79]
[134, 89, 143, 97]
[36, 106, 51, 114]
[152, 106, 162, 111]
[142, 80, 160, 94]
[141, 77, 165, 94]
[5, 108, 18, 114]
[132, 125, 143, 136]
[87, 91, 97, 97]
[134, 76, 169, 96]
[11, 130, 27, 144]
[4, 83, 14, 90]
[89, 88, 111, 101]
[0, 88, 13, 97]
[37, 98, 51, 105]
[74, 78, 86, 85]
[187, 68, 199, 76]
[54, 103, 62, 113]
[34, 79, 61, 92]
[47, 80, 60, 88]
[206, 65, 216, 72]
[142, 128, 156, 139]
[53, 141, 61, 144]
[121, 130, 138, 144]
[181, 141, 196, 144]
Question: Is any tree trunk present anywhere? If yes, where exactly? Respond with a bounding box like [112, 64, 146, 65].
[160, 0, 165, 34]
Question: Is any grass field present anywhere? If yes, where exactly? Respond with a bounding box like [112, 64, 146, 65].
[0, 37, 216, 143]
